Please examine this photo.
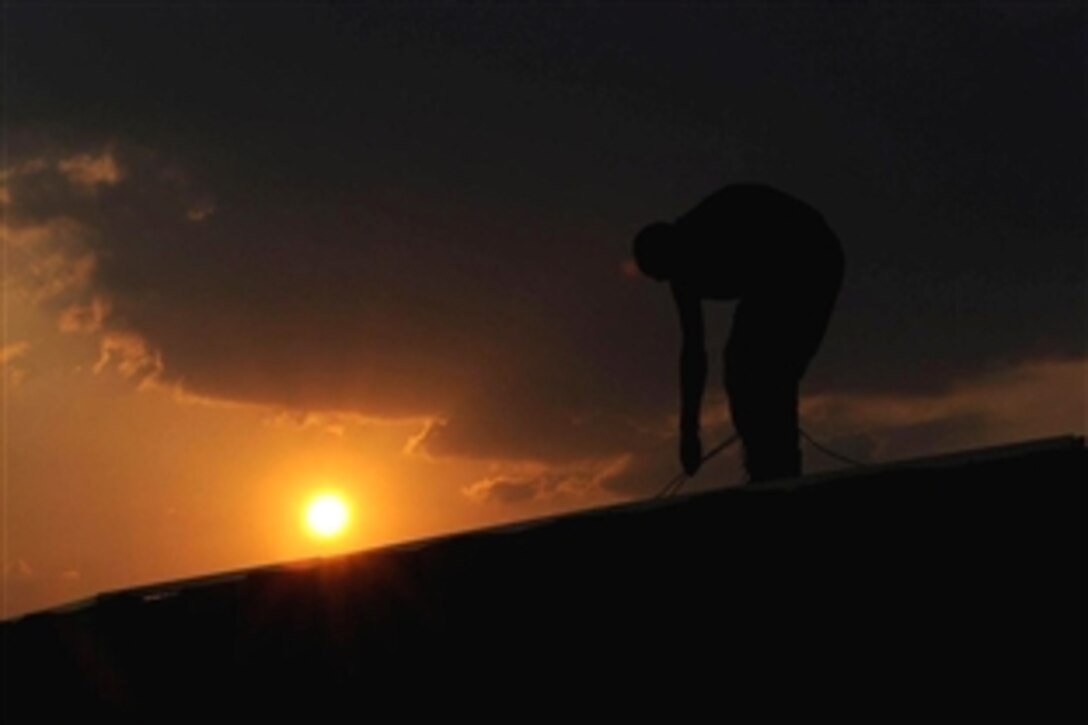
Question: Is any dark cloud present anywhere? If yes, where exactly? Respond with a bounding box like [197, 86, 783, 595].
[6, 4, 1084, 465]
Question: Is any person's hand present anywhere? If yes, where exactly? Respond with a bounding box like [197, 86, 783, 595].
[680, 430, 702, 476]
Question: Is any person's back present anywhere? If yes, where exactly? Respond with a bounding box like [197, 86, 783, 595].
[632, 184, 844, 482]
[669, 184, 841, 302]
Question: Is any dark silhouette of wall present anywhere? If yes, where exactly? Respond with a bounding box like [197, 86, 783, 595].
[3, 437, 1085, 720]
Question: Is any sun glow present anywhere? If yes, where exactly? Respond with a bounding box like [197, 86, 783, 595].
[304, 493, 351, 539]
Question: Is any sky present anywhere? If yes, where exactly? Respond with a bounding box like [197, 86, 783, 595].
[2, 2, 1084, 618]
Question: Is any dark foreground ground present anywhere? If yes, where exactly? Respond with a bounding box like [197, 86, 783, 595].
[3, 436, 1086, 720]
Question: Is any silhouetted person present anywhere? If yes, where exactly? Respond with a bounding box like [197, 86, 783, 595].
[633, 184, 844, 482]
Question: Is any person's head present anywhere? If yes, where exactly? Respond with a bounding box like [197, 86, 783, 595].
[632, 221, 677, 281]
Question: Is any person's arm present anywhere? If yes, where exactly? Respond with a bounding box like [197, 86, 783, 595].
[672, 282, 706, 475]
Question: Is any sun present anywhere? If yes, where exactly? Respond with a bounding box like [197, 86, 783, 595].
[304, 493, 351, 539]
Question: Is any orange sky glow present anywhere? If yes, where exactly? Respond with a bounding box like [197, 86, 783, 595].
[4, 247, 1083, 618]
[2, 5, 1084, 620]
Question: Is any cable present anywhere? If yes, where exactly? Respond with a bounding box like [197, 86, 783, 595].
[654, 470, 688, 500]
[653, 427, 864, 499]
[799, 428, 867, 467]
[654, 432, 740, 499]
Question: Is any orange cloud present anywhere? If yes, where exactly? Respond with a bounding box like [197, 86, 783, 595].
[261, 409, 371, 437]
[463, 454, 632, 505]
[25, 252, 96, 304]
[799, 357, 1087, 462]
[401, 417, 451, 459]
[2, 218, 97, 304]
[94, 331, 163, 385]
[1, 341, 31, 365]
[1, 217, 85, 251]
[58, 296, 111, 334]
[186, 200, 216, 222]
[0, 157, 49, 182]
[6, 559, 37, 580]
[2, 341, 32, 387]
[57, 150, 124, 189]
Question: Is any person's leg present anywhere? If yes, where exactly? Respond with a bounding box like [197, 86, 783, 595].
[726, 370, 801, 482]
[745, 375, 800, 481]
[725, 301, 802, 483]
[725, 232, 842, 482]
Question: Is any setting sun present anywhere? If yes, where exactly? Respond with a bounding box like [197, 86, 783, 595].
[304, 493, 351, 539]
